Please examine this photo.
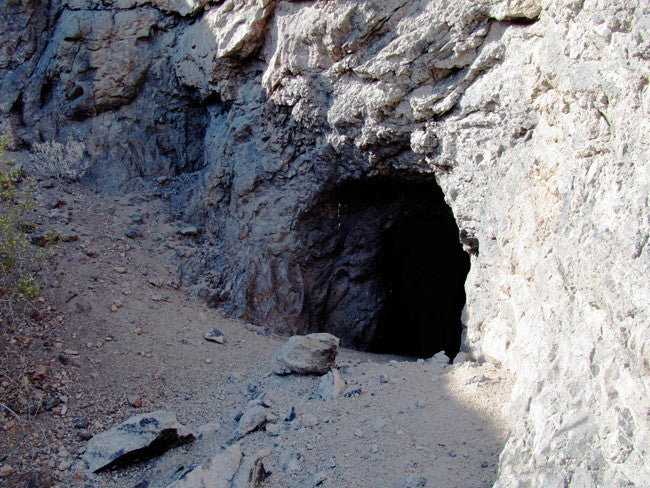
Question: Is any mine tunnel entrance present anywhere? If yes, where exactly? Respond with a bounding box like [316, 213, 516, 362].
[298, 176, 470, 360]
[371, 215, 471, 358]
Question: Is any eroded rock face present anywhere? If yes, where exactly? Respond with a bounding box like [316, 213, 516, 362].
[2, 0, 648, 485]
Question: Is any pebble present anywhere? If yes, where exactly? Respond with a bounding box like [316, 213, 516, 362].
[203, 328, 225, 344]
[114, 266, 127, 274]
[124, 227, 141, 239]
[78, 430, 93, 441]
[405, 474, 427, 487]
[179, 226, 199, 236]
[0, 465, 14, 477]
[127, 395, 142, 408]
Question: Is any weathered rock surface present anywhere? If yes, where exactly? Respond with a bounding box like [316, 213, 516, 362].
[318, 369, 346, 401]
[271, 333, 340, 375]
[235, 405, 270, 439]
[169, 443, 242, 488]
[82, 410, 195, 473]
[2, 0, 649, 485]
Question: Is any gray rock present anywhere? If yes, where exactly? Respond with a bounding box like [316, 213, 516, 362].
[235, 405, 269, 439]
[82, 410, 195, 473]
[203, 328, 225, 344]
[179, 226, 200, 236]
[426, 352, 450, 365]
[2, 0, 648, 485]
[168, 443, 242, 488]
[452, 352, 473, 365]
[271, 334, 340, 376]
[124, 227, 141, 239]
[405, 474, 427, 488]
[342, 387, 362, 398]
[318, 369, 346, 401]
[231, 452, 269, 488]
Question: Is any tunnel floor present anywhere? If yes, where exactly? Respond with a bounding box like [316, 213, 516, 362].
[297, 176, 470, 359]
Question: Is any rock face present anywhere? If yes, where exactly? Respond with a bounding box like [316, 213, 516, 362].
[2, 0, 649, 486]
[82, 410, 195, 473]
[271, 333, 340, 376]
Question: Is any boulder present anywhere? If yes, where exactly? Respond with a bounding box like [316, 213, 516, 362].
[82, 410, 195, 473]
[271, 333, 340, 375]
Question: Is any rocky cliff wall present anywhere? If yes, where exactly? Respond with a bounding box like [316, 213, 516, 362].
[1, 0, 648, 486]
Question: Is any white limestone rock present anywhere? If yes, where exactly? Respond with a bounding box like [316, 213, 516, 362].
[271, 333, 340, 375]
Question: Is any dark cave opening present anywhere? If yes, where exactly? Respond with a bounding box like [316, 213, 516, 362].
[297, 176, 470, 359]
[370, 214, 470, 359]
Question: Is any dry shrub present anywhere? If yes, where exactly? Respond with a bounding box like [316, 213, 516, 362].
[31, 138, 88, 182]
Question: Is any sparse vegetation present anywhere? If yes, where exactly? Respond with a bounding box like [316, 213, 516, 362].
[32, 138, 88, 182]
[0, 137, 41, 324]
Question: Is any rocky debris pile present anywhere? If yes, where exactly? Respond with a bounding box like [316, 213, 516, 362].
[74, 331, 509, 488]
[271, 333, 340, 375]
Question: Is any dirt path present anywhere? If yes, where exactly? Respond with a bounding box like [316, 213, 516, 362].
[0, 179, 513, 488]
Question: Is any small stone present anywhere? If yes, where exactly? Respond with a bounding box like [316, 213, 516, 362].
[379, 374, 389, 383]
[405, 474, 427, 487]
[203, 328, 225, 344]
[236, 405, 269, 439]
[32, 364, 47, 382]
[114, 266, 127, 274]
[0, 465, 14, 477]
[64, 349, 79, 356]
[452, 352, 473, 365]
[318, 369, 346, 400]
[179, 225, 200, 236]
[427, 352, 450, 365]
[127, 395, 142, 408]
[78, 429, 93, 441]
[124, 227, 141, 239]
[73, 417, 88, 429]
[480, 461, 489, 468]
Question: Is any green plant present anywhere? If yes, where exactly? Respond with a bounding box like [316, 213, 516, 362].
[0, 137, 41, 323]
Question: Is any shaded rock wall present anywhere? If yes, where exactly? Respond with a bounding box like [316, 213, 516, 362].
[1, 0, 648, 486]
